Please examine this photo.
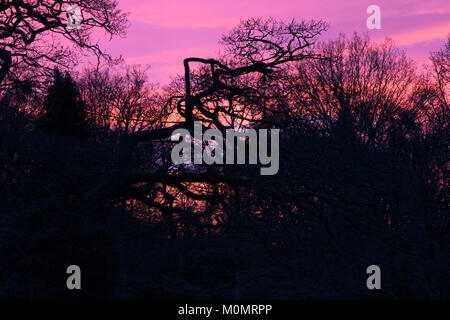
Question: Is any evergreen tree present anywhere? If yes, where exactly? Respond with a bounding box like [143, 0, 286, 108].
[41, 69, 87, 137]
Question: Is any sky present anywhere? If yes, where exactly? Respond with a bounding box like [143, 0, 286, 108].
[96, 0, 450, 83]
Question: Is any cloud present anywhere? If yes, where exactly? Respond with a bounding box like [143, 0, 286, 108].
[392, 22, 450, 46]
[124, 44, 220, 81]
[103, 0, 450, 82]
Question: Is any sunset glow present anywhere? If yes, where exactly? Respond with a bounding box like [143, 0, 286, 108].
[96, 0, 450, 82]
[1, 0, 448, 303]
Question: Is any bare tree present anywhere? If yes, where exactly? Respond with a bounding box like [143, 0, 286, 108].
[79, 65, 166, 136]
[0, 0, 128, 88]
[293, 33, 419, 147]
[112, 19, 327, 222]
[1, 17, 449, 299]
[430, 37, 450, 109]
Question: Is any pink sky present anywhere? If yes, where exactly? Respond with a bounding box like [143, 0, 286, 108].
[96, 0, 449, 83]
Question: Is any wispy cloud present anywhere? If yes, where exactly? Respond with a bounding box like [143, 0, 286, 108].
[102, 0, 450, 82]
[392, 22, 450, 46]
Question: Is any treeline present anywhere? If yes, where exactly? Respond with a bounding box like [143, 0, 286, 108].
[0, 19, 448, 299]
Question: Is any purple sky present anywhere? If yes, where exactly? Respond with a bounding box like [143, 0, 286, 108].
[96, 0, 449, 83]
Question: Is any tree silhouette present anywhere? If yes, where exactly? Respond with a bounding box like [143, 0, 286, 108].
[0, 0, 128, 88]
[91, 18, 329, 226]
[78, 65, 165, 137]
[40, 69, 87, 137]
[0, 17, 449, 299]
